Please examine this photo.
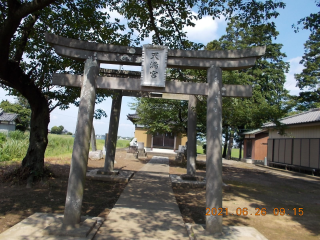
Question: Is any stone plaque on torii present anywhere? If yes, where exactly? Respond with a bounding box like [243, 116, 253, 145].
[45, 33, 265, 234]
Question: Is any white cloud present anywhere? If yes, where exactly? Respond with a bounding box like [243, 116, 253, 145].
[184, 15, 226, 44]
[285, 57, 304, 96]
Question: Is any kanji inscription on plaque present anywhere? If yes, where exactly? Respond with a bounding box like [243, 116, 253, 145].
[141, 44, 168, 87]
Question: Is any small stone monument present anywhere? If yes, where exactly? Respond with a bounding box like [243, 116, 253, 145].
[137, 142, 147, 158]
[128, 138, 138, 153]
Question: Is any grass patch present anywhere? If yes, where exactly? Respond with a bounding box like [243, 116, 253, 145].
[45, 134, 74, 158]
[96, 139, 130, 150]
[231, 148, 243, 158]
[197, 145, 204, 154]
[196, 146, 243, 158]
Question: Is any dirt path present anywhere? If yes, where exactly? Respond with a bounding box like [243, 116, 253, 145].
[1, 151, 320, 239]
[171, 159, 320, 240]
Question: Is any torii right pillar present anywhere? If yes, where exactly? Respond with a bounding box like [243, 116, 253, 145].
[206, 66, 223, 233]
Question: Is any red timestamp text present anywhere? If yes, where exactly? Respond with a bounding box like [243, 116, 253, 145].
[205, 208, 304, 216]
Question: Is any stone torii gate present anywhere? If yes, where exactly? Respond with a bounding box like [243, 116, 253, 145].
[45, 33, 265, 234]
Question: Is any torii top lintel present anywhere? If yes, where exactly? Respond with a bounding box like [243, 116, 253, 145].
[45, 33, 266, 70]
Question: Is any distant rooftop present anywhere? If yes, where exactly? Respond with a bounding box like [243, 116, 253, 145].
[263, 108, 320, 127]
[243, 129, 267, 135]
[127, 114, 139, 123]
[0, 108, 20, 122]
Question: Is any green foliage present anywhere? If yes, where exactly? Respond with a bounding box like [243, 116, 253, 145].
[130, 98, 188, 135]
[202, 144, 206, 154]
[116, 139, 131, 148]
[0, 0, 287, 171]
[50, 125, 64, 134]
[0, 100, 31, 131]
[293, 1, 320, 110]
[45, 134, 74, 157]
[203, 16, 290, 139]
[8, 130, 28, 140]
[0, 138, 29, 162]
[0, 132, 7, 145]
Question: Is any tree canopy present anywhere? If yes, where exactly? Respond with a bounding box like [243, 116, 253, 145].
[0, 0, 286, 178]
[293, 1, 320, 110]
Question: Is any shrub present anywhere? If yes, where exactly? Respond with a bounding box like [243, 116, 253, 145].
[202, 144, 206, 154]
[9, 130, 28, 140]
[0, 138, 29, 162]
[0, 132, 7, 144]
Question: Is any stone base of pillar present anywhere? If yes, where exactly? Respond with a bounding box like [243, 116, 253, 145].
[175, 152, 186, 163]
[97, 170, 119, 175]
[0, 213, 104, 240]
[89, 150, 103, 160]
[127, 146, 138, 153]
[186, 224, 267, 240]
[137, 148, 147, 158]
[86, 169, 134, 183]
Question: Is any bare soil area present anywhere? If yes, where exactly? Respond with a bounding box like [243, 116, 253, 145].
[170, 158, 320, 240]
[1, 150, 320, 240]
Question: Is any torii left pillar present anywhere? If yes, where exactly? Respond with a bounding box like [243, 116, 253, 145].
[63, 57, 99, 226]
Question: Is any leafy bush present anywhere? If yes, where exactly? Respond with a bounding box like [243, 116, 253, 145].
[202, 144, 206, 154]
[0, 132, 7, 144]
[8, 130, 28, 140]
[0, 138, 29, 162]
[51, 125, 64, 134]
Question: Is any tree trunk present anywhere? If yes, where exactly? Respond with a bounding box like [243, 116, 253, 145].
[91, 126, 97, 151]
[21, 93, 49, 178]
[222, 127, 229, 158]
[226, 131, 234, 160]
[1, 62, 50, 181]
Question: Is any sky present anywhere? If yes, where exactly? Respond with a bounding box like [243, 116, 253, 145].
[0, 0, 317, 137]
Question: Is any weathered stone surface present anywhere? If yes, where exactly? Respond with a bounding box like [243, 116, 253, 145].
[206, 66, 223, 233]
[44, 219, 97, 238]
[170, 174, 205, 189]
[53, 74, 253, 97]
[104, 91, 122, 172]
[63, 57, 99, 226]
[181, 174, 204, 181]
[0, 213, 104, 240]
[46, 33, 265, 70]
[90, 126, 97, 151]
[175, 152, 186, 163]
[88, 150, 103, 160]
[127, 146, 137, 153]
[187, 95, 197, 176]
[189, 224, 267, 240]
[141, 44, 168, 87]
[86, 169, 134, 183]
[138, 149, 147, 158]
[97, 170, 119, 175]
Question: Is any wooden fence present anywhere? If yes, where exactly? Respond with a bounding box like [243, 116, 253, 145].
[267, 138, 320, 169]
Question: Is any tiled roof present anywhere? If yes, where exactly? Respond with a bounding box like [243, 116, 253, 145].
[0, 108, 20, 122]
[243, 129, 267, 135]
[127, 114, 139, 123]
[263, 108, 320, 127]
